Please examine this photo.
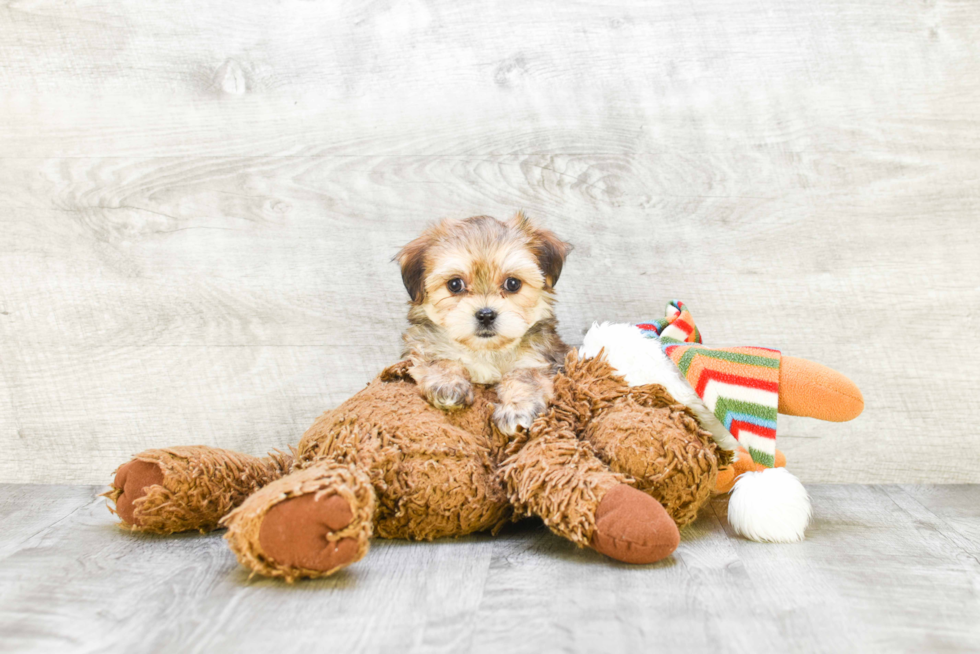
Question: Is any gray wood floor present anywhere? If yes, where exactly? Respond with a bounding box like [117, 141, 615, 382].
[1, 484, 978, 653]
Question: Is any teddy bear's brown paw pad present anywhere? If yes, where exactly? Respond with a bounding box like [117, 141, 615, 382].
[258, 494, 361, 572]
[591, 484, 680, 564]
[111, 460, 165, 526]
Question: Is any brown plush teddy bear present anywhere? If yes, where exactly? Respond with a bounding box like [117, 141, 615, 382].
[107, 350, 724, 580]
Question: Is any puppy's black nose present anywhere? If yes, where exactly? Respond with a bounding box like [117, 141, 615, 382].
[475, 308, 497, 326]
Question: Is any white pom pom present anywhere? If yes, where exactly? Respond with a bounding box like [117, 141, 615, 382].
[727, 468, 811, 543]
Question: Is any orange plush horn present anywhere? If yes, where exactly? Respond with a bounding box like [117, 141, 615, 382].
[777, 356, 864, 422]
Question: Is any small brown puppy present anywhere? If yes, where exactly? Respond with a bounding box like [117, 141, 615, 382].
[396, 212, 571, 435]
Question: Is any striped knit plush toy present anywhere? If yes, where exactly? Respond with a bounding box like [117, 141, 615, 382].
[581, 301, 863, 543]
[635, 301, 781, 468]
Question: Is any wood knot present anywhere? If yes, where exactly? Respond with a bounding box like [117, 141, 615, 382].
[213, 59, 247, 95]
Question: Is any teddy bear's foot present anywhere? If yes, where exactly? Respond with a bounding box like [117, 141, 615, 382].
[590, 484, 680, 564]
[111, 459, 165, 527]
[105, 446, 292, 534]
[223, 461, 376, 581]
[256, 493, 362, 572]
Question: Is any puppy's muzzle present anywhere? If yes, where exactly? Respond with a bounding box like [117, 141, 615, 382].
[475, 308, 497, 336]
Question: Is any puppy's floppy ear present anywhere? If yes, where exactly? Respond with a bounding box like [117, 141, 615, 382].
[513, 210, 573, 288]
[395, 232, 431, 303]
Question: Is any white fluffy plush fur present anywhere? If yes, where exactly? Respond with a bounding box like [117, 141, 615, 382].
[580, 321, 812, 543]
[728, 468, 811, 542]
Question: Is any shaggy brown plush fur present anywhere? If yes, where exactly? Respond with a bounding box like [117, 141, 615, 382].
[500, 351, 725, 546]
[293, 361, 512, 540]
[106, 351, 725, 580]
[105, 446, 292, 534]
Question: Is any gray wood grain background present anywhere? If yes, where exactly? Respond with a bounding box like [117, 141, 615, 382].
[1, 0, 977, 484]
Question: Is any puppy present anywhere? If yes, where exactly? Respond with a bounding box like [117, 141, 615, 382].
[396, 212, 572, 435]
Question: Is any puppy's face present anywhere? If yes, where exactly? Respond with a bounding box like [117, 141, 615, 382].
[397, 213, 571, 351]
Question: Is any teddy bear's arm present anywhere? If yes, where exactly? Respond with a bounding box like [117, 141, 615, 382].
[497, 351, 688, 564]
[499, 420, 682, 564]
[499, 421, 625, 547]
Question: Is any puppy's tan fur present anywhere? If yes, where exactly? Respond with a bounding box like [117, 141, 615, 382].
[397, 212, 571, 434]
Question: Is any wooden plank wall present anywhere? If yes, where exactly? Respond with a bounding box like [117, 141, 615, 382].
[1, 0, 978, 484]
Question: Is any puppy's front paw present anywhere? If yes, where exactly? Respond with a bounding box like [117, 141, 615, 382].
[424, 378, 474, 411]
[493, 399, 546, 436]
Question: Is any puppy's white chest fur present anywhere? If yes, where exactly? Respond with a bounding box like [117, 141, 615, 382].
[445, 341, 544, 384]
[460, 352, 506, 384]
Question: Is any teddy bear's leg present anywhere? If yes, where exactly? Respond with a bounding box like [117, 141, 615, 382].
[582, 392, 722, 528]
[105, 446, 292, 534]
[501, 426, 681, 565]
[222, 460, 375, 581]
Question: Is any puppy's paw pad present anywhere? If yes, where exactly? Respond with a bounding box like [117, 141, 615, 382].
[493, 400, 545, 435]
[427, 379, 474, 411]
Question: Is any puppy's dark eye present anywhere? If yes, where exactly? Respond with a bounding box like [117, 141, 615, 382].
[447, 278, 465, 294]
[504, 277, 522, 293]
